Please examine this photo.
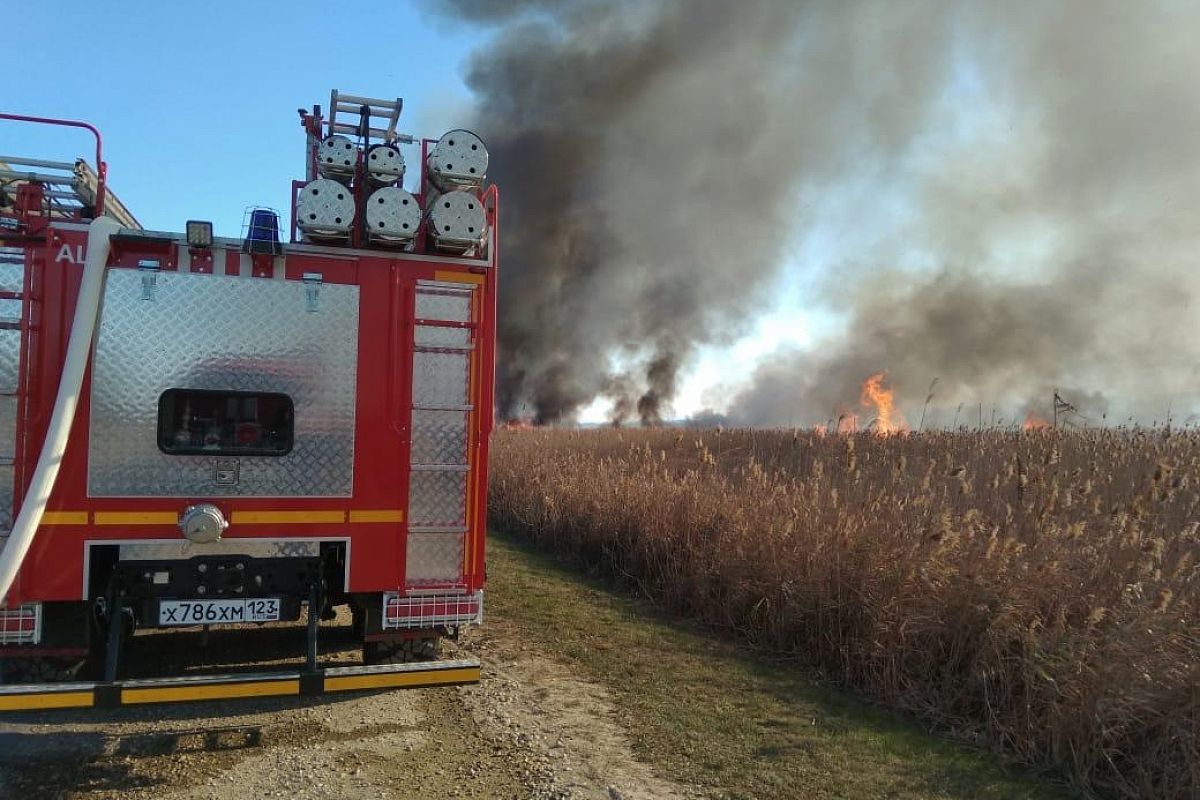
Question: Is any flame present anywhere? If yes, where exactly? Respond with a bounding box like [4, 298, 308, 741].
[1022, 410, 1051, 431]
[860, 371, 907, 434]
[501, 418, 536, 430]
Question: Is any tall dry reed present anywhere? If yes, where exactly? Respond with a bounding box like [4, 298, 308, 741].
[489, 427, 1200, 798]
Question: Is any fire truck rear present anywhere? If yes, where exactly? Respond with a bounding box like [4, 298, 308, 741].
[0, 92, 496, 708]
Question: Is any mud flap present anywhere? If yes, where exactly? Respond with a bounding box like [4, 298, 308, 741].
[0, 658, 480, 711]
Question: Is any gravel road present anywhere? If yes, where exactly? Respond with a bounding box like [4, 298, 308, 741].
[0, 612, 704, 800]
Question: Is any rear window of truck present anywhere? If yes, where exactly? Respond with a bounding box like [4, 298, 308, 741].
[157, 389, 294, 456]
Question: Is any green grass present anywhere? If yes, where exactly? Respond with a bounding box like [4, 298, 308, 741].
[486, 530, 1082, 800]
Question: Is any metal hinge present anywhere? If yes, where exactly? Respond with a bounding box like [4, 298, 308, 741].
[138, 259, 160, 301]
[303, 272, 322, 312]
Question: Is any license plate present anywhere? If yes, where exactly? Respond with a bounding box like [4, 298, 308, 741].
[158, 598, 281, 626]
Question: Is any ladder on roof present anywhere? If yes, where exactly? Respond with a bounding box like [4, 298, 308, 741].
[0, 156, 140, 230]
[327, 91, 415, 145]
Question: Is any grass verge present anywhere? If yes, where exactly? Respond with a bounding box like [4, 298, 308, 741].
[487, 529, 1080, 800]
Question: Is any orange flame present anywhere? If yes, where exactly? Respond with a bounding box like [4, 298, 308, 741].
[1022, 410, 1051, 431]
[860, 371, 907, 434]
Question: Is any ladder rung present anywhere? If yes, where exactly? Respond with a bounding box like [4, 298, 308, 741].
[334, 103, 400, 118]
[333, 93, 400, 110]
[329, 123, 414, 143]
[0, 169, 76, 186]
[0, 155, 76, 171]
[414, 344, 474, 353]
[414, 319, 476, 329]
[38, 189, 83, 201]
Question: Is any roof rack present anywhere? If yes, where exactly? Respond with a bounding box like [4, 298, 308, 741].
[0, 155, 140, 230]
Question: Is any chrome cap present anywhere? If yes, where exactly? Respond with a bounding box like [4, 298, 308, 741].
[178, 503, 228, 544]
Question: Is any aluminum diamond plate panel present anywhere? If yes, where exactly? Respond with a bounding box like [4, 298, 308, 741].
[0, 464, 12, 532]
[0, 261, 23, 294]
[412, 351, 468, 407]
[406, 531, 464, 585]
[0, 252, 18, 530]
[411, 410, 468, 465]
[414, 325, 470, 348]
[0, 395, 15, 459]
[0, 329, 18, 394]
[118, 539, 321, 561]
[408, 469, 467, 526]
[89, 270, 360, 497]
[415, 290, 470, 322]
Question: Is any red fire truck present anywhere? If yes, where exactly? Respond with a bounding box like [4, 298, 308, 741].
[0, 91, 496, 708]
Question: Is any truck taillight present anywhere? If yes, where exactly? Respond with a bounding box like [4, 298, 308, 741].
[0, 603, 41, 645]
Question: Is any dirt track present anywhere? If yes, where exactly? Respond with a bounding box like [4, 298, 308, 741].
[0, 615, 704, 800]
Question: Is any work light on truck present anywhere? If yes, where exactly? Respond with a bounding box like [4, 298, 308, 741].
[185, 219, 213, 248]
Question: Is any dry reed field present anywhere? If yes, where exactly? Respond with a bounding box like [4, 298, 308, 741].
[489, 427, 1200, 799]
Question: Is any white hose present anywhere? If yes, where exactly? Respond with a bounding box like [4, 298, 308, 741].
[0, 216, 119, 605]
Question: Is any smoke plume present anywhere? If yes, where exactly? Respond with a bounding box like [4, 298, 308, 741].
[436, 1, 1200, 427]
[728, 3, 1200, 428]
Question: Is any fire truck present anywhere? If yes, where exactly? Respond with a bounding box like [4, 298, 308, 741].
[0, 91, 496, 709]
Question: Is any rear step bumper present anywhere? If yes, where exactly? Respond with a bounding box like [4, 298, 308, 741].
[0, 658, 480, 711]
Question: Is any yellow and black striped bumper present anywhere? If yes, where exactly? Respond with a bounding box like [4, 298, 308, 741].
[0, 659, 480, 711]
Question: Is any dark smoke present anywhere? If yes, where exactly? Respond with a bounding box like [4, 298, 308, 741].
[636, 352, 678, 425]
[433, 0, 955, 423]
[436, 1, 1200, 427]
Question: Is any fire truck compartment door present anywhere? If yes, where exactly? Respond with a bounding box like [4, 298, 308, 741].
[88, 270, 359, 497]
[407, 281, 475, 586]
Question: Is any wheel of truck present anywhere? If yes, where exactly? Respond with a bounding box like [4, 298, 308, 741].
[1, 657, 87, 684]
[363, 635, 440, 665]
